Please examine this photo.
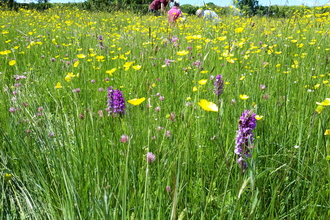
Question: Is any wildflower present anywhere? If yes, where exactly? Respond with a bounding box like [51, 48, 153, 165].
[260, 84, 266, 90]
[123, 61, 134, 71]
[91, 79, 96, 83]
[48, 132, 55, 137]
[106, 68, 116, 76]
[165, 59, 175, 66]
[127, 97, 146, 106]
[263, 94, 269, 99]
[255, 115, 263, 120]
[234, 27, 244, 33]
[177, 50, 189, 56]
[166, 186, 171, 193]
[55, 82, 62, 89]
[171, 37, 178, 43]
[316, 98, 330, 106]
[106, 86, 126, 116]
[73, 61, 79, 67]
[9, 60, 16, 66]
[13, 75, 26, 81]
[9, 107, 16, 113]
[166, 130, 171, 137]
[146, 152, 156, 163]
[168, 113, 176, 121]
[98, 35, 104, 47]
[192, 60, 202, 67]
[239, 94, 249, 100]
[198, 99, 218, 112]
[77, 54, 86, 59]
[198, 79, 207, 85]
[235, 110, 257, 171]
[324, 130, 330, 136]
[72, 88, 81, 93]
[214, 74, 224, 96]
[120, 135, 129, 143]
[132, 65, 142, 70]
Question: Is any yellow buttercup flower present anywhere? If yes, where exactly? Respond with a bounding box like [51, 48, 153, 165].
[127, 97, 146, 106]
[239, 94, 249, 100]
[132, 65, 142, 70]
[324, 129, 330, 136]
[316, 98, 330, 106]
[73, 61, 79, 67]
[96, 56, 105, 61]
[176, 50, 189, 56]
[123, 61, 134, 71]
[234, 27, 244, 34]
[198, 99, 218, 112]
[55, 82, 63, 89]
[77, 54, 86, 59]
[9, 60, 16, 66]
[198, 79, 207, 85]
[106, 68, 117, 76]
[0, 50, 11, 55]
[193, 86, 198, 92]
[255, 115, 263, 120]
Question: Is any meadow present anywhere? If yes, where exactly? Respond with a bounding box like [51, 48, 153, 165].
[1, 5, 330, 219]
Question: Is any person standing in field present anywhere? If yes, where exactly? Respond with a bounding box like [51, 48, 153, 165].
[195, 9, 220, 23]
[149, 0, 173, 16]
[167, 0, 183, 25]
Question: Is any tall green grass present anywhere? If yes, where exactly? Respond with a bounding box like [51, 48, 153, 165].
[1, 6, 330, 219]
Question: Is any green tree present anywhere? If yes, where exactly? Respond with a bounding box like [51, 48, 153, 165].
[1, 0, 15, 8]
[233, 0, 259, 16]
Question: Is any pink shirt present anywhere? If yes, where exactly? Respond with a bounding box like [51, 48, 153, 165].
[149, 0, 168, 11]
[168, 6, 182, 22]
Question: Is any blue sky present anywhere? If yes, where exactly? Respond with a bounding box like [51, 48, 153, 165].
[20, 0, 330, 7]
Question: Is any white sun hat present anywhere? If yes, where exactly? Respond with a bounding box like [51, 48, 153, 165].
[196, 9, 203, 17]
